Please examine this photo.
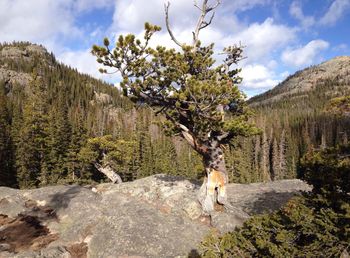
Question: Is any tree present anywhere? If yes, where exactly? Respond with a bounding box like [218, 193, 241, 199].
[92, 0, 258, 213]
[44, 95, 72, 184]
[0, 82, 16, 187]
[278, 129, 286, 179]
[271, 137, 279, 180]
[78, 135, 135, 183]
[66, 109, 87, 182]
[199, 98, 350, 257]
[16, 72, 49, 188]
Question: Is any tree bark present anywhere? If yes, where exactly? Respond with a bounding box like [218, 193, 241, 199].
[94, 163, 122, 184]
[197, 144, 231, 214]
[179, 126, 231, 213]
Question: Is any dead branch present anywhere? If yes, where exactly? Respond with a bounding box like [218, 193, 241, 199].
[192, 0, 221, 48]
[94, 163, 123, 184]
[164, 2, 183, 48]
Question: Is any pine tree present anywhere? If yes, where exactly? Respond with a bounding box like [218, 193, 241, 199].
[92, 0, 259, 212]
[271, 137, 279, 180]
[66, 109, 87, 182]
[253, 135, 261, 179]
[16, 72, 49, 188]
[261, 131, 271, 182]
[278, 129, 286, 179]
[44, 95, 72, 184]
[0, 82, 16, 186]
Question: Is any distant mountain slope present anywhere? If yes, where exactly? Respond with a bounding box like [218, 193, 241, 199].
[249, 56, 350, 107]
[0, 42, 203, 188]
[2, 42, 348, 189]
[231, 56, 350, 183]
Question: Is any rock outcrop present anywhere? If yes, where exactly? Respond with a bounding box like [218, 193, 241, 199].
[249, 56, 350, 106]
[0, 174, 311, 257]
[0, 44, 52, 93]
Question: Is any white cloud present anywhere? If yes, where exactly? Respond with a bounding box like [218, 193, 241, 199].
[267, 60, 278, 69]
[58, 49, 119, 82]
[0, 0, 318, 97]
[227, 18, 297, 63]
[224, 0, 271, 13]
[320, 0, 350, 26]
[0, 0, 81, 44]
[0, 0, 119, 83]
[111, 0, 197, 33]
[281, 40, 329, 67]
[108, 1, 297, 93]
[110, 0, 228, 53]
[240, 64, 279, 89]
[109, 0, 287, 55]
[289, 1, 315, 28]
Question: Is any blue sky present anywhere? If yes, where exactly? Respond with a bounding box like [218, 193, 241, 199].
[0, 0, 349, 97]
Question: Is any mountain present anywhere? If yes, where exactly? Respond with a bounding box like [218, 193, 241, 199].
[1, 42, 348, 189]
[229, 56, 350, 182]
[0, 42, 205, 188]
[249, 56, 350, 106]
[0, 174, 310, 257]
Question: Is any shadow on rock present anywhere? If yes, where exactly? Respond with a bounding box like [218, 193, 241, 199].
[155, 174, 202, 187]
[188, 249, 201, 258]
[47, 185, 83, 214]
[247, 191, 298, 215]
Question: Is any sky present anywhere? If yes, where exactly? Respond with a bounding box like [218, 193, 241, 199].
[0, 0, 349, 97]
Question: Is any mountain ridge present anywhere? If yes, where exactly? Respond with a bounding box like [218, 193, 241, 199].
[249, 56, 350, 106]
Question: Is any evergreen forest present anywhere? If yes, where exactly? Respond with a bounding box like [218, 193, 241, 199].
[0, 42, 349, 189]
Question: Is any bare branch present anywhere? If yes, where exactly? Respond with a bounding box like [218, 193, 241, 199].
[192, 0, 221, 49]
[199, 11, 215, 30]
[193, 0, 202, 11]
[164, 2, 183, 48]
[216, 132, 231, 141]
[179, 124, 190, 132]
[94, 163, 122, 184]
[206, 0, 221, 12]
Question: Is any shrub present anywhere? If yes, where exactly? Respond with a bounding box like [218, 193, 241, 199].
[199, 146, 350, 257]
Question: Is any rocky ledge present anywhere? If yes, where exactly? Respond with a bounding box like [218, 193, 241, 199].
[0, 174, 311, 257]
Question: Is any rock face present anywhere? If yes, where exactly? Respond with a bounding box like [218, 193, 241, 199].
[0, 174, 311, 257]
[249, 56, 350, 106]
[0, 44, 51, 93]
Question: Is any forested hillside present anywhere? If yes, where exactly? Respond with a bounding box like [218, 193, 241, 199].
[0, 42, 203, 188]
[1, 42, 349, 188]
[231, 56, 350, 182]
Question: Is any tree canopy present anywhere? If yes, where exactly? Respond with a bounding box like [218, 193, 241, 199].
[92, 0, 259, 212]
[92, 1, 258, 157]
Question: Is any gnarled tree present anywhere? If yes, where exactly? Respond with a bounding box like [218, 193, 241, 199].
[92, 0, 259, 213]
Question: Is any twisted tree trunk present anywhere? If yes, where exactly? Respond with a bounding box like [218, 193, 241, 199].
[181, 126, 231, 214]
[197, 145, 230, 214]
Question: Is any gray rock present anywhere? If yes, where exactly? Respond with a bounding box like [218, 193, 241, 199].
[0, 68, 32, 89]
[12, 246, 71, 258]
[0, 174, 310, 257]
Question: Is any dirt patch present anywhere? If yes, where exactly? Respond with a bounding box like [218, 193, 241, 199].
[24, 199, 57, 221]
[67, 242, 88, 258]
[0, 214, 58, 253]
[214, 202, 225, 212]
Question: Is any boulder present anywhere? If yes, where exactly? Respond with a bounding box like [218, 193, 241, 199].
[0, 174, 311, 257]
